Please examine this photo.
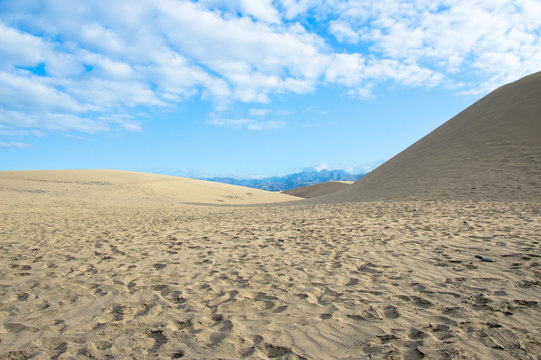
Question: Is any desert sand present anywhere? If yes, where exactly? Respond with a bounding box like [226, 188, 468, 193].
[312, 72, 541, 203]
[0, 170, 299, 207]
[1, 73, 541, 359]
[282, 181, 352, 199]
[0, 191, 540, 359]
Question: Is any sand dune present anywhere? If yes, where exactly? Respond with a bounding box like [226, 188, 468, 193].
[313, 72, 541, 203]
[282, 181, 352, 198]
[0, 169, 299, 207]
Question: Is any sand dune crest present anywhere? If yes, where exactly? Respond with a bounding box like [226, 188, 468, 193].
[0, 169, 299, 207]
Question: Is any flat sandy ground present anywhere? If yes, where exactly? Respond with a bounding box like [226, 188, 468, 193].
[1, 199, 540, 359]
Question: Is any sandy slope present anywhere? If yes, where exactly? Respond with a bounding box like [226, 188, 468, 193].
[312, 72, 541, 203]
[0, 169, 299, 207]
[1, 199, 540, 359]
[282, 181, 352, 198]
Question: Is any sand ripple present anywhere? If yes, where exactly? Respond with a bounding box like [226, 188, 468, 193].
[1, 201, 540, 359]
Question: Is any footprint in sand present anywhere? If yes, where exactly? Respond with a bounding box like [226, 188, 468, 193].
[411, 296, 433, 308]
[429, 324, 453, 340]
[384, 305, 401, 319]
[273, 305, 288, 313]
[146, 329, 168, 353]
[375, 334, 397, 344]
[50, 319, 66, 332]
[410, 282, 426, 292]
[4, 322, 39, 333]
[94, 287, 108, 296]
[167, 319, 192, 331]
[408, 327, 427, 339]
[240, 335, 263, 357]
[171, 351, 184, 358]
[17, 292, 29, 301]
[153, 284, 172, 297]
[261, 343, 292, 358]
[153, 263, 167, 270]
[208, 319, 233, 346]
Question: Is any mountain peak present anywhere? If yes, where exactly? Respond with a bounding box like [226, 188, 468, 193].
[203, 169, 364, 192]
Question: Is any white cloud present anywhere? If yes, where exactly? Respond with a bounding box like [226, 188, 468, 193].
[66, 77, 163, 109]
[325, 53, 366, 87]
[207, 116, 285, 130]
[0, 22, 49, 68]
[326, 0, 541, 92]
[155, 0, 330, 99]
[0, 141, 30, 148]
[80, 23, 125, 56]
[249, 108, 270, 116]
[0, 0, 539, 139]
[0, 107, 141, 135]
[326, 53, 444, 95]
[329, 21, 360, 43]
[344, 160, 386, 174]
[277, 0, 335, 19]
[240, 0, 280, 23]
[97, 114, 142, 132]
[314, 162, 328, 171]
[0, 71, 89, 113]
[0, 108, 110, 133]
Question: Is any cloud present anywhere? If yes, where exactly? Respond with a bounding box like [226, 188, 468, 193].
[0, 141, 30, 148]
[314, 162, 328, 171]
[207, 116, 285, 130]
[0, 0, 539, 139]
[0, 71, 90, 113]
[249, 108, 270, 116]
[0, 1, 330, 137]
[277, 0, 336, 19]
[0, 108, 109, 133]
[329, 21, 360, 43]
[345, 160, 386, 174]
[326, 0, 541, 92]
[0, 22, 49, 68]
[0, 108, 142, 134]
[97, 114, 142, 132]
[325, 53, 444, 96]
[155, 0, 330, 99]
[240, 0, 281, 23]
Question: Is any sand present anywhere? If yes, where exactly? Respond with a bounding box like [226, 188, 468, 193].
[282, 181, 353, 199]
[314, 72, 541, 203]
[0, 170, 299, 207]
[1, 183, 540, 358]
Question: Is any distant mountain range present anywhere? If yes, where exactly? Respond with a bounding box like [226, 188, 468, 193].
[202, 169, 364, 192]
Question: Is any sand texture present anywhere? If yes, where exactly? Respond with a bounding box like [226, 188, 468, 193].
[313, 72, 541, 203]
[0, 170, 299, 207]
[282, 181, 353, 199]
[1, 196, 540, 359]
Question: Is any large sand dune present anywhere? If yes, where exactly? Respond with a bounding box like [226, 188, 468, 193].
[282, 181, 352, 198]
[314, 72, 541, 203]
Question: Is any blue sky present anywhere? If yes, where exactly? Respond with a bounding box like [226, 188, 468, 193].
[1, 0, 540, 178]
